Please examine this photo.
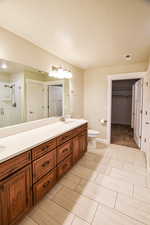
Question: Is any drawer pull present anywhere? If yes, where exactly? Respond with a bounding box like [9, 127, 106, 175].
[62, 148, 69, 153]
[62, 163, 68, 170]
[43, 180, 51, 188]
[42, 146, 48, 151]
[42, 160, 50, 167]
[62, 135, 69, 140]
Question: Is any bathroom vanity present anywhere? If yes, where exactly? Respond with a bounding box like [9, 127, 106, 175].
[0, 119, 88, 225]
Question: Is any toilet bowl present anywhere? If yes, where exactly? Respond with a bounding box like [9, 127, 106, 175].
[88, 129, 100, 148]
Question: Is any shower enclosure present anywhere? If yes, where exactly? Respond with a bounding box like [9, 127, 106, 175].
[0, 81, 22, 127]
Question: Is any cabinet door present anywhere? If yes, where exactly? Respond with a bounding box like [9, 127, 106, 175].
[79, 131, 88, 157]
[72, 136, 80, 164]
[0, 165, 32, 225]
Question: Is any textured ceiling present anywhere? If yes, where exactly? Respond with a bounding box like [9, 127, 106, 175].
[0, 0, 150, 69]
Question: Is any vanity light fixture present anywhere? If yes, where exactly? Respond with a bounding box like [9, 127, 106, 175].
[1, 63, 7, 69]
[49, 66, 72, 79]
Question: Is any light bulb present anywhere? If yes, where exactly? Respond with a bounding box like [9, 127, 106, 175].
[49, 66, 72, 79]
[1, 64, 7, 69]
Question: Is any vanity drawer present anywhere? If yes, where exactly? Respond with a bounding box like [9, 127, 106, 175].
[33, 168, 56, 204]
[0, 151, 31, 181]
[32, 138, 57, 160]
[57, 155, 72, 179]
[57, 130, 74, 145]
[76, 123, 88, 135]
[57, 140, 72, 163]
[32, 150, 56, 183]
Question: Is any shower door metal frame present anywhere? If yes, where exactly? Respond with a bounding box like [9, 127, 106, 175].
[47, 80, 64, 117]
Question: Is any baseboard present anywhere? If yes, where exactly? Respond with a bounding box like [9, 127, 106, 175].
[95, 138, 107, 144]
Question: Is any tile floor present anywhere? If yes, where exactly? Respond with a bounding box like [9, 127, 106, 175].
[20, 143, 150, 225]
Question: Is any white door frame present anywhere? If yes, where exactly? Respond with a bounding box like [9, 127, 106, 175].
[26, 79, 46, 121]
[46, 80, 65, 117]
[107, 72, 145, 146]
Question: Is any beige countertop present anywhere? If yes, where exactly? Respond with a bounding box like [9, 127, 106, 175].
[0, 119, 87, 164]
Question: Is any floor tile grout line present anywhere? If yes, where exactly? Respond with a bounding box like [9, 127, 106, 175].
[114, 192, 118, 208]
[73, 175, 134, 198]
[51, 182, 118, 207]
[47, 197, 74, 214]
[132, 184, 134, 199]
[37, 195, 81, 225]
[25, 216, 40, 225]
[72, 215, 91, 225]
[76, 157, 148, 182]
[90, 202, 100, 225]
[95, 180, 134, 196]
[70, 214, 75, 225]
[48, 184, 64, 200]
[49, 190, 99, 224]
[61, 161, 139, 198]
[28, 215, 41, 225]
[51, 196, 95, 225]
[39, 197, 91, 225]
[114, 207, 148, 225]
[51, 184, 119, 213]
[99, 203, 147, 225]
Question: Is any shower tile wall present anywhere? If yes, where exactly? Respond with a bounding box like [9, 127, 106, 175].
[0, 81, 22, 127]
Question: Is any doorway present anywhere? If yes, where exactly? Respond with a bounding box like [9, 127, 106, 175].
[111, 79, 143, 148]
[26, 80, 45, 121]
[48, 84, 63, 117]
[107, 73, 144, 149]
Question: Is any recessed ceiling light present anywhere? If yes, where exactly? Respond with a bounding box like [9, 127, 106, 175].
[1, 63, 7, 69]
[124, 54, 132, 61]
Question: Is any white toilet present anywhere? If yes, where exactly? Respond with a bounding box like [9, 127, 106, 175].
[88, 129, 100, 148]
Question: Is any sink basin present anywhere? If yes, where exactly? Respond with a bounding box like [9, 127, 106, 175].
[63, 119, 75, 124]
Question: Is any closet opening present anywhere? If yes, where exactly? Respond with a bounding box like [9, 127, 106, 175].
[111, 79, 143, 149]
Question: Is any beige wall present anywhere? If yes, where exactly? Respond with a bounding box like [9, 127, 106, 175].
[148, 57, 150, 72]
[0, 72, 11, 82]
[84, 62, 148, 139]
[0, 27, 84, 118]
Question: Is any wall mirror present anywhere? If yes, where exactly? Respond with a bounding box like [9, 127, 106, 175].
[0, 59, 71, 128]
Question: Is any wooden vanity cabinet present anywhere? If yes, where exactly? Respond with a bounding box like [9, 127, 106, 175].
[79, 131, 88, 156]
[31, 138, 57, 160]
[0, 123, 88, 225]
[33, 168, 56, 204]
[72, 130, 88, 163]
[32, 149, 56, 183]
[57, 140, 72, 163]
[0, 165, 32, 225]
[0, 151, 31, 181]
[57, 155, 72, 179]
[72, 136, 80, 164]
